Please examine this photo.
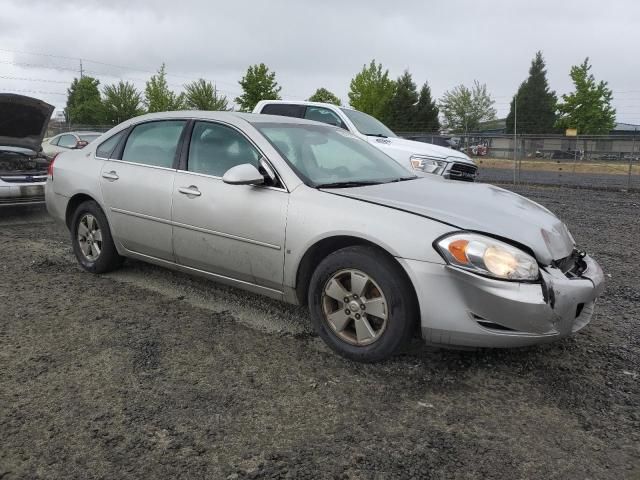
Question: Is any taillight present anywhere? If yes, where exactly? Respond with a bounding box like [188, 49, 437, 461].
[47, 153, 59, 178]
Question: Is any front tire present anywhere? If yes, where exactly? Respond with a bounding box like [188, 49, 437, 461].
[71, 200, 123, 273]
[308, 246, 417, 362]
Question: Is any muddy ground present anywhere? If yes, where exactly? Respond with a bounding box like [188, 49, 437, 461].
[1, 186, 638, 479]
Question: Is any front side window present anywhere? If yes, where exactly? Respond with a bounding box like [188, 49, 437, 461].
[255, 123, 414, 187]
[96, 130, 126, 158]
[58, 134, 77, 148]
[304, 107, 346, 129]
[121, 120, 186, 168]
[340, 108, 396, 138]
[188, 121, 260, 177]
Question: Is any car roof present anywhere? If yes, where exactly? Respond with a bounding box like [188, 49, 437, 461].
[257, 99, 353, 110]
[114, 110, 338, 128]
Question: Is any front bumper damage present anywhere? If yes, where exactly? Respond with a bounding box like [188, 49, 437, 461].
[399, 254, 605, 348]
[0, 179, 46, 206]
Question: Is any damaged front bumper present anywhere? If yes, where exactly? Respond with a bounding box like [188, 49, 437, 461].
[0, 177, 47, 206]
[399, 254, 605, 348]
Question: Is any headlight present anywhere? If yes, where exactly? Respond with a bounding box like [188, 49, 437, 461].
[410, 155, 447, 175]
[435, 233, 539, 281]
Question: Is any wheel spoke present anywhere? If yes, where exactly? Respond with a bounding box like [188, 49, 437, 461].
[91, 242, 101, 257]
[93, 229, 102, 242]
[79, 240, 90, 256]
[325, 278, 350, 302]
[77, 222, 89, 238]
[350, 271, 368, 298]
[364, 297, 387, 320]
[326, 310, 351, 332]
[354, 316, 376, 343]
[87, 215, 96, 232]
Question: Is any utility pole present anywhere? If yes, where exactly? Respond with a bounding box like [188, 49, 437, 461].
[513, 96, 517, 184]
[628, 130, 636, 191]
[79, 59, 84, 78]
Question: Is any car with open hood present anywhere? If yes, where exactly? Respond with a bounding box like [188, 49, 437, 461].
[46, 112, 604, 362]
[253, 100, 478, 181]
[0, 94, 54, 207]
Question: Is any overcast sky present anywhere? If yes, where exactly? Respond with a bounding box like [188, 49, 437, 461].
[1, 0, 639, 124]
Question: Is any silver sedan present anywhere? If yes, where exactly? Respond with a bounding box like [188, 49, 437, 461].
[45, 112, 604, 362]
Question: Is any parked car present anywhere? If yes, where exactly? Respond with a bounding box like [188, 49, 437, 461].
[42, 131, 102, 157]
[0, 94, 54, 206]
[46, 111, 604, 362]
[549, 149, 583, 160]
[253, 100, 478, 181]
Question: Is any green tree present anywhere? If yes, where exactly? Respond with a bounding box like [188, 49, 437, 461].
[308, 87, 341, 105]
[506, 52, 557, 134]
[439, 80, 496, 132]
[64, 76, 104, 125]
[235, 63, 282, 112]
[348, 60, 395, 122]
[415, 81, 440, 132]
[144, 64, 185, 112]
[556, 58, 616, 134]
[184, 79, 229, 110]
[102, 81, 144, 124]
[386, 71, 419, 132]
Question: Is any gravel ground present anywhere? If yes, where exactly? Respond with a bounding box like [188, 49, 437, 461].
[1, 187, 639, 480]
[479, 167, 640, 191]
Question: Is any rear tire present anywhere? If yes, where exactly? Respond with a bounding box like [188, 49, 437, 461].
[71, 200, 123, 273]
[308, 245, 417, 362]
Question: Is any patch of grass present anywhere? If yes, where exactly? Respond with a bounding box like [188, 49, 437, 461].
[477, 157, 639, 176]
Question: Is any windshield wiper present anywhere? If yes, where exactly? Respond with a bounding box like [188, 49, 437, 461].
[316, 180, 384, 189]
[388, 176, 418, 182]
[364, 133, 388, 138]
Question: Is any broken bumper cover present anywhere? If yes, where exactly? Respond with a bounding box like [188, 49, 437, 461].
[398, 255, 604, 348]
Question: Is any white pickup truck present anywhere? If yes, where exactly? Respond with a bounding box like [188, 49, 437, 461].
[253, 100, 477, 181]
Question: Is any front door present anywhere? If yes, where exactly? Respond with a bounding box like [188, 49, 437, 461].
[171, 120, 288, 290]
[100, 120, 187, 261]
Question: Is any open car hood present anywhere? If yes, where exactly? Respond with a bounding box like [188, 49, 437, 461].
[0, 94, 54, 152]
[324, 177, 575, 265]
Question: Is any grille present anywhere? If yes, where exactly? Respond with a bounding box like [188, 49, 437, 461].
[554, 249, 587, 278]
[0, 196, 45, 205]
[448, 163, 478, 181]
[0, 174, 47, 184]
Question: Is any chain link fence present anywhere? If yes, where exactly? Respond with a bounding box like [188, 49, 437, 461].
[45, 123, 113, 138]
[399, 132, 640, 191]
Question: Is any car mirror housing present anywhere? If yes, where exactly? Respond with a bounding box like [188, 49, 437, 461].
[74, 140, 89, 149]
[222, 163, 265, 186]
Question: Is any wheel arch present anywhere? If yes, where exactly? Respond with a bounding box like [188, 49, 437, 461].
[65, 193, 100, 229]
[294, 235, 419, 314]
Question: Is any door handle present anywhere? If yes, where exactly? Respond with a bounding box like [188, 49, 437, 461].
[102, 170, 119, 181]
[178, 186, 201, 197]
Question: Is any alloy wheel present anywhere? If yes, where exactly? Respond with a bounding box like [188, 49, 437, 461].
[321, 269, 388, 346]
[77, 214, 102, 261]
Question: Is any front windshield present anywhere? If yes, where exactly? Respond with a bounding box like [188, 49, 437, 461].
[340, 108, 397, 138]
[254, 123, 414, 187]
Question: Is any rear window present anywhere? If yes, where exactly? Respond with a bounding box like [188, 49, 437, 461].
[260, 104, 306, 118]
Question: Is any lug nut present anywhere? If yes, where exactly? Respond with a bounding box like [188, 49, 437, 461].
[345, 309, 351, 315]
[360, 304, 365, 310]
[353, 294, 359, 299]
[355, 314, 361, 319]
[344, 297, 349, 303]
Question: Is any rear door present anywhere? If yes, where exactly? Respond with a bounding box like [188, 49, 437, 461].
[100, 120, 187, 261]
[171, 120, 288, 291]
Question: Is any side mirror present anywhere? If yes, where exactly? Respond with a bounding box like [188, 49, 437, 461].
[75, 140, 89, 149]
[222, 163, 264, 186]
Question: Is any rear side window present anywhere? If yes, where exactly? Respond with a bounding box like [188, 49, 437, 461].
[96, 131, 125, 158]
[260, 104, 306, 118]
[188, 121, 260, 177]
[121, 121, 186, 168]
[49, 136, 60, 145]
[304, 106, 346, 128]
[58, 134, 77, 148]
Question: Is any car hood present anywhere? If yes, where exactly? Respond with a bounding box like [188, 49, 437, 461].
[324, 177, 574, 264]
[365, 136, 475, 165]
[0, 94, 54, 152]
